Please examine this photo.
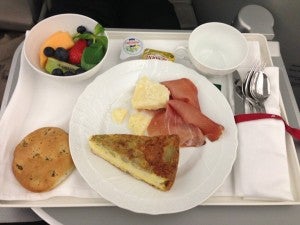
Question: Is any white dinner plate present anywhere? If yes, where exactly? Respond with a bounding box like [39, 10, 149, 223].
[69, 59, 238, 214]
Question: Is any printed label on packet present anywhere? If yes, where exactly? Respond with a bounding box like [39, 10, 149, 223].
[142, 48, 175, 62]
[120, 37, 144, 60]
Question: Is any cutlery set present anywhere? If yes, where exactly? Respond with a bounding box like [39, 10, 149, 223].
[233, 63, 300, 140]
[233, 61, 270, 114]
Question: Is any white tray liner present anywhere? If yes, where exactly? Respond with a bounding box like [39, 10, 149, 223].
[0, 31, 300, 207]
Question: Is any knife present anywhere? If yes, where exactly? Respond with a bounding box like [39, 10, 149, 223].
[232, 70, 245, 114]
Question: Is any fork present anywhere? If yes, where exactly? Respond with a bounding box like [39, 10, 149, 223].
[242, 61, 260, 112]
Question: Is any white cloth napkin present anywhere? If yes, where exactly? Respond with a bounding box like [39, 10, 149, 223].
[215, 41, 294, 201]
[234, 66, 293, 201]
[0, 49, 100, 201]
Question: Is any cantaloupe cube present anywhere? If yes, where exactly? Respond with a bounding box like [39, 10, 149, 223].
[39, 31, 75, 68]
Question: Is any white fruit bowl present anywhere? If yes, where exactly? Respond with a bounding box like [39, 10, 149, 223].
[24, 13, 109, 81]
[188, 22, 248, 76]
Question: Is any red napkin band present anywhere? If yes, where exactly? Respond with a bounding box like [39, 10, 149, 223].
[234, 113, 300, 140]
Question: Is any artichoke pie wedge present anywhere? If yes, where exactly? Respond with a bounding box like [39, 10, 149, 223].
[89, 134, 180, 191]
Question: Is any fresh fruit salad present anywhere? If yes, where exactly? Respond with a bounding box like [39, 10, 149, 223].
[39, 24, 108, 76]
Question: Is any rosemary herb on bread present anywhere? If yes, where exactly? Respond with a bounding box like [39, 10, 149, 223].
[12, 127, 74, 192]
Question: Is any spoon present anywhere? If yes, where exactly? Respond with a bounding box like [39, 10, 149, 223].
[249, 71, 271, 112]
[243, 67, 259, 112]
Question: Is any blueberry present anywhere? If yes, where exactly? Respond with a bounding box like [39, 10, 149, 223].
[86, 39, 93, 46]
[54, 47, 69, 62]
[63, 70, 75, 76]
[77, 25, 87, 34]
[52, 68, 63, 76]
[43, 47, 55, 57]
[75, 68, 86, 74]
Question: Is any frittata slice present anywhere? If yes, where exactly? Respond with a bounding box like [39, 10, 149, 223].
[89, 134, 180, 191]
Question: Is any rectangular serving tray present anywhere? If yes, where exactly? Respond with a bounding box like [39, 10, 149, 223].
[1, 30, 300, 207]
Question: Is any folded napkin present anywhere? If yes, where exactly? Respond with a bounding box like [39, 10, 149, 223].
[0, 49, 101, 201]
[234, 66, 294, 201]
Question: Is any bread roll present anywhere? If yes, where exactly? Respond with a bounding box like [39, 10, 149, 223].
[12, 127, 74, 192]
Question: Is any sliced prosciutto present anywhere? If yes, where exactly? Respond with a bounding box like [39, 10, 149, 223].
[161, 78, 200, 109]
[168, 100, 224, 142]
[147, 109, 169, 135]
[146, 77, 224, 146]
[147, 105, 206, 147]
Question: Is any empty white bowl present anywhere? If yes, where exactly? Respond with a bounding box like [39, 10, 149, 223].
[24, 13, 109, 81]
[188, 22, 248, 76]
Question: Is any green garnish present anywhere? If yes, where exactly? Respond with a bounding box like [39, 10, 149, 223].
[81, 42, 105, 70]
[94, 24, 105, 35]
[73, 23, 108, 70]
[73, 24, 106, 43]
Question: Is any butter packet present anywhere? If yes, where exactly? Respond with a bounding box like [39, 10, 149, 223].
[120, 37, 144, 60]
[142, 48, 175, 61]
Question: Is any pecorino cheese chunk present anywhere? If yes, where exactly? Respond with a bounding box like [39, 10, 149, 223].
[131, 76, 170, 110]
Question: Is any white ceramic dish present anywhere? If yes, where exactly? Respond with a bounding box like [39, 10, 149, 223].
[24, 13, 109, 81]
[188, 22, 248, 76]
[69, 59, 238, 214]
